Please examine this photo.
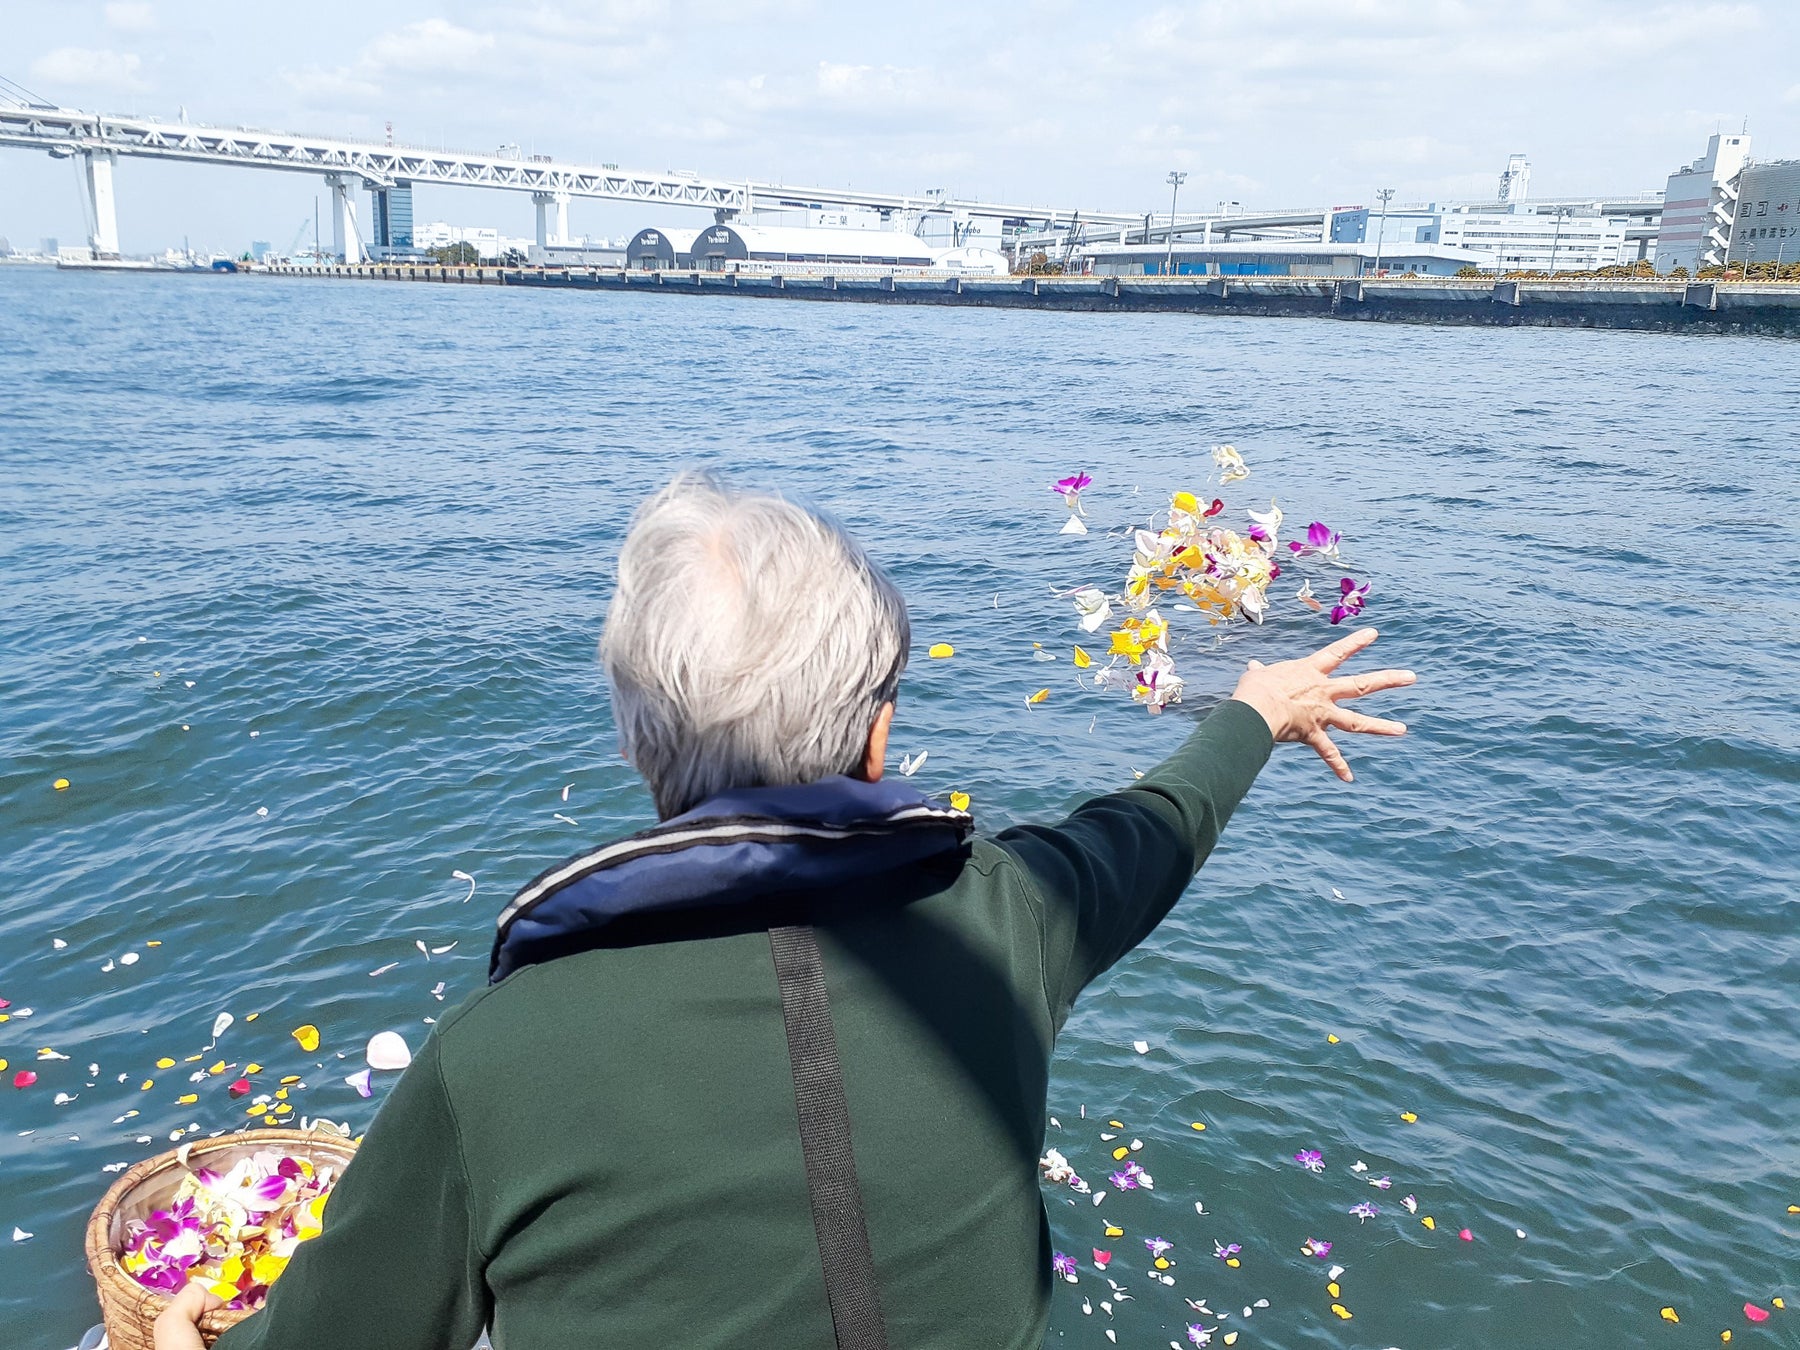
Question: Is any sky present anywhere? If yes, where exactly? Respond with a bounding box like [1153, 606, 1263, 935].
[3, 0, 1799, 254]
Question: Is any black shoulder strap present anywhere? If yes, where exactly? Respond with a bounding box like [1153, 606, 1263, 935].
[768, 924, 890, 1350]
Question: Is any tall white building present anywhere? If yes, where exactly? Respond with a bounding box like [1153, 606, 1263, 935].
[1655, 132, 1751, 273]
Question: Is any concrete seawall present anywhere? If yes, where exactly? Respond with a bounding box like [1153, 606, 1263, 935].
[257, 264, 1800, 336]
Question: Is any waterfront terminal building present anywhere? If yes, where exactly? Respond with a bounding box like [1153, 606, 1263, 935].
[1082, 240, 1485, 278]
[1329, 204, 1630, 272]
[1727, 160, 1800, 267]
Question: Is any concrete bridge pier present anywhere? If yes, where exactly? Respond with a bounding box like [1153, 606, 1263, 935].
[326, 173, 363, 263]
[532, 190, 569, 248]
[80, 150, 120, 258]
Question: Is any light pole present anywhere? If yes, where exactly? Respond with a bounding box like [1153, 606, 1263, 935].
[1165, 171, 1187, 276]
[1548, 206, 1571, 276]
[1371, 187, 1395, 276]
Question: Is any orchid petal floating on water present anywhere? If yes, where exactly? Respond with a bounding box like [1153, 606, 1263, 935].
[452, 869, 476, 903]
[899, 751, 927, 777]
[1051, 1251, 1079, 1281]
[344, 1069, 373, 1098]
[366, 1032, 412, 1071]
[1294, 1149, 1325, 1173]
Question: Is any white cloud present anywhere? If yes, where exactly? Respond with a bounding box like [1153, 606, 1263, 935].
[103, 2, 157, 31]
[28, 47, 145, 91]
[364, 19, 496, 73]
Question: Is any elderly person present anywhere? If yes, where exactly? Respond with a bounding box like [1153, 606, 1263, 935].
[161, 473, 1412, 1350]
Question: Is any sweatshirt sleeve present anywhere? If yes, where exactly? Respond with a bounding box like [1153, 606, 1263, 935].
[991, 698, 1273, 1026]
[213, 1035, 490, 1350]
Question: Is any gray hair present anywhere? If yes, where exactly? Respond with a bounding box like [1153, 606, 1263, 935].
[601, 472, 911, 818]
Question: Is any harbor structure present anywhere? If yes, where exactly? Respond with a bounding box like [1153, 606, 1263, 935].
[1081, 239, 1485, 277]
[626, 226, 702, 269]
[687, 222, 938, 271]
[1498, 154, 1532, 203]
[368, 180, 414, 256]
[1726, 160, 1800, 267]
[1655, 132, 1751, 272]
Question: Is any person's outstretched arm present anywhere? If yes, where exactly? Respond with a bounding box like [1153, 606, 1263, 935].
[995, 626, 1414, 1023]
[158, 1034, 491, 1350]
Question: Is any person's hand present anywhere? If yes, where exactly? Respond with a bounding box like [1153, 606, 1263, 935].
[1229, 627, 1414, 782]
[153, 1280, 225, 1350]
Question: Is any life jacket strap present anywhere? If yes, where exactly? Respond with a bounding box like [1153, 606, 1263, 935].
[769, 924, 890, 1350]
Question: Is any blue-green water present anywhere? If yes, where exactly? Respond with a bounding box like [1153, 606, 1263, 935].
[1, 267, 1796, 1349]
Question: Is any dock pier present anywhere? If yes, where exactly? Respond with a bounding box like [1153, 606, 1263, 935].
[255, 264, 1800, 336]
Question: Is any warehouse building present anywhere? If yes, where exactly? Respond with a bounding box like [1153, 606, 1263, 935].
[1331, 203, 1629, 272]
[1081, 239, 1486, 278]
[1656, 133, 1752, 272]
[687, 222, 938, 270]
[626, 226, 702, 269]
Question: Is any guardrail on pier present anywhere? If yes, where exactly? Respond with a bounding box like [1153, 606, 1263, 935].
[253, 264, 1800, 335]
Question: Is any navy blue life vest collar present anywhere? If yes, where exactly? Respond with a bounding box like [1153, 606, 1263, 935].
[489, 775, 973, 983]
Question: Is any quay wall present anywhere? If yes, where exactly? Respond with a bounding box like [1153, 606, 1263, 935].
[255, 263, 1800, 336]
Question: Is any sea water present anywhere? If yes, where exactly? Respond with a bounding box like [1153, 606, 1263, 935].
[1, 267, 1796, 1349]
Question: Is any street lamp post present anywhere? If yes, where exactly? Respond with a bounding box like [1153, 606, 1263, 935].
[1371, 187, 1395, 276]
[1165, 171, 1187, 276]
[1548, 206, 1571, 276]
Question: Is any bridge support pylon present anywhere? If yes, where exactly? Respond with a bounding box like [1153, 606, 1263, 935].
[326, 173, 363, 263]
[81, 150, 120, 258]
[532, 190, 570, 248]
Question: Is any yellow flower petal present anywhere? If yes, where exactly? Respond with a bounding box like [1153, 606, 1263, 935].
[1223, 1334, 1238, 1346]
[247, 1103, 268, 1116]
[1103, 1225, 1124, 1238]
[1660, 1307, 1680, 1323]
[928, 643, 954, 659]
[1328, 1281, 1341, 1298]
[1189, 1122, 1206, 1131]
[208, 1061, 226, 1075]
[1331, 1304, 1353, 1320]
[1112, 1146, 1129, 1161]
[139, 1079, 153, 1091]
[1327, 1034, 1340, 1044]
[1400, 1111, 1418, 1123]
[1172, 491, 1199, 514]
[176, 1094, 197, 1105]
[280, 1075, 302, 1085]
[948, 791, 970, 812]
[1154, 1256, 1170, 1270]
[292, 1024, 320, 1053]
[1226, 1257, 1240, 1267]
[1027, 689, 1050, 705]
[245, 1063, 262, 1075]
[1421, 1216, 1435, 1230]
[1072, 645, 1091, 669]
[155, 1057, 176, 1069]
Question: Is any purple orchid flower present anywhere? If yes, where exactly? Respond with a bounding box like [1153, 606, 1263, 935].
[1187, 1324, 1216, 1347]
[1051, 1251, 1079, 1280]
[1146, 1236, 1174, 1259]
[1052, 473, 1093, 498]
[1287, 520, 1341, 556]
[1329, 577, 1371, 625]
[1350, 1201, 1381, 1222]
[1370, 1174, 1392, 1190]
[1294, 1149, 1325, 1173]
[1109, 1168, 1138, 1191]
[1247, 523, 1270, 543]
[1213, 1240, 1241, 1262]
[1302, 1236, 1333, 1258]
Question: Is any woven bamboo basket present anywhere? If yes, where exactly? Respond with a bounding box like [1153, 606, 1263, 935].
[85, 1127, 358, 1350]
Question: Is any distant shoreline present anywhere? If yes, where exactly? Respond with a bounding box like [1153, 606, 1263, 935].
[175, 262, 1800, 336]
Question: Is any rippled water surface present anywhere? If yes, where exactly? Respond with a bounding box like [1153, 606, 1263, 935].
[2, 267, 1797, 1349]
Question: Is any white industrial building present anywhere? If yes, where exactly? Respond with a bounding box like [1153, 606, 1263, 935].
[1655, 133, 1751, 272]
[1330, 201, 1629, 273]
[1727, 160, 1800, 267]
[687, 222, 939, 270]
[1082, 239, 1486, 278]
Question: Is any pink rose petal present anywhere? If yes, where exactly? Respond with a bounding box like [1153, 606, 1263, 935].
[12, 1071, 36, 1089]
[1458, 1228, 1473, 1241]
[1745, 1304, 1770, 1324]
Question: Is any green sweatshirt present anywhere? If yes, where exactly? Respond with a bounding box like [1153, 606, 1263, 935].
[215, 700, 1272, 1350]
